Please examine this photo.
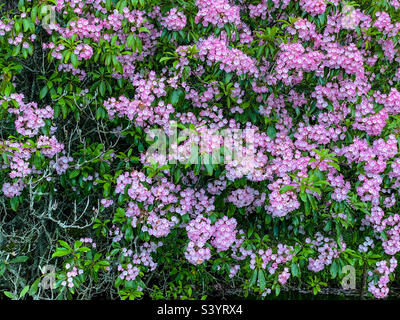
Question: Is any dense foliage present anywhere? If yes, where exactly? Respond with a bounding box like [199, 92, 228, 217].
[1, 0, 400, 300]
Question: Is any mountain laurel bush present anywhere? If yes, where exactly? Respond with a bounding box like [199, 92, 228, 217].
[1, 0, 400, 300]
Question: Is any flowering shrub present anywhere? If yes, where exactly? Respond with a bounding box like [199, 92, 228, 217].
[1, 0, 400, 300]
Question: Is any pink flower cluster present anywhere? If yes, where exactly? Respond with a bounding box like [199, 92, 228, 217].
[61, 264, 84, 288]
[374, 12, 393, 34]
[307, 233, 346, 272]
[58, 63, 87, 80]
[79, 237, 96, 248]
[287, 18, 320, 42]
[353, 99, 388, 136]
[121, 242, 162, 272]
[73, 43, 93, 60]
[185, 241, 212, 265]
[249, 0, 291, 19]
[51, 155, 73, 175]
[184, 215, 238, 264]
[0, 93, 67, 198]
[37, 135, 64, 158]
[186, 215, 214, 246]
[101, 198, 114, 208]
[228, 187, 264, 208]
[278, 268, 291, 285]
[274, 42, 324, 86]
[381, 214, 400, 255]
[4, 93, 54, 137]
[66, 18, 104, 41]
[118, 264, 140, 281]
[143, 213, 175, 238]
[368, 258, 397, 298]
[376, 88, 400, 115]
[161, 8, 186, 31]
[358, 237, 374, 253]
[326, 172, 350, 202]
[2, 180, 25, 198]
[341, 5, 361, 30]
[0, 19, 13, 36]
[195, 0, 241, 28]
[249, 244, 294, 286]
[299, 0, 327, 16]
[211, 216, 238, 252]
[197, 36, 259, 77]
[229, 264, 240, 278]
[104, 96, 174, 131]
[266, 175, 300, 217]
[176, 188, 215, 216]
[5, 0, 400, 299]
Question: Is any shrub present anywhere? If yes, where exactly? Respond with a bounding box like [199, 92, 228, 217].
[0, 0, 400, 300]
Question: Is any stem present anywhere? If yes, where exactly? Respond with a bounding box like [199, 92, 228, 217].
[360, 262, 367, 300]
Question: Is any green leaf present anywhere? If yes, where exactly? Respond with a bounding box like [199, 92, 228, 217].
[170, 90, 181, 105]
[258, 270, 266, 290]
[10, 197, 19, 212]
[19, 285, 29, 298]
[275, 285, 281, 296]
[299, 191, 307, 203]
[52, 248, 70, 257]
[23, 19, 30, 32]
[304, 198, 311, 215]
[61, 103, 68, 119]
[31, 6, 38, 21]
[291, 263, 300, 277]
[9, 256, 29, 264]
[280, 185, 295, 193]
[99, 81, 106, 96]
[125, 225, 134, 242]
[12, 45, 21, 57]
[116, 207, 126, 218]
[4, 291, 16, 300]
[39, 86, 48, 99]
[58, 240, 72, 250]
[327, 161, 340, 171]
[111, 34, 118, 46]
[160, 56, 174, 64]
[103, 182, 111, 196]
[73, 240, 82, 250]
[267, 125, 276, 139]
[0, 263, 5, 276]
[139, 27, 150, 33]
[70, 53, 78, 68]
[69, 170, 80, 179]
[135, 37, 142, 54]
[96, 107, 105, 120]
[29, 278, 41, 297]
[205, 163, 213, 176]
[249, 269, 258, 287]
[15, 20, 21, 33]
[324, 221, 332, 232]
[307, 193, 317, 210]
[330, 261, 338, 278]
